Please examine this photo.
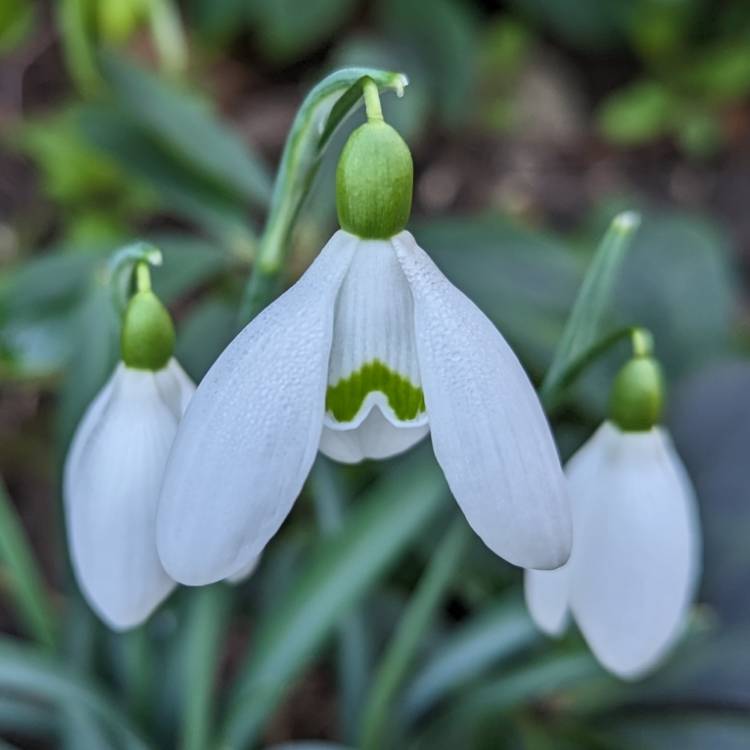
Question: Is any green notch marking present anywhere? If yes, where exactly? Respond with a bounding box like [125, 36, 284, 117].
[326, 359, 425, 422]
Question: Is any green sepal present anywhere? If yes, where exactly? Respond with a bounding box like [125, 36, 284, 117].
[609, 355, 664, 432]
[120, 290, 175, 371]
[336, 121, 413, 239]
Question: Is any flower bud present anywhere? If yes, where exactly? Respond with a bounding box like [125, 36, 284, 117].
[120, 270, 175, 371]
[609, 355, 664, 432]
[336, 120, 413, 239]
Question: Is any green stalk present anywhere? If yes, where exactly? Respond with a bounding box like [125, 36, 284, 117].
[0, 478, 56, 650]
[237, 67, 407, 325]
[359, 521, 470, 750]
[179, 585, 231, 750]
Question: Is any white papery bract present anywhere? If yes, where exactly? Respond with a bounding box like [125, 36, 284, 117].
[64, 359, 194, 630]
[524, 421, 702, 680]
[157, 230, 571, 586]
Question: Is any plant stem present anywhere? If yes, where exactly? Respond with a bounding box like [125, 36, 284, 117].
[359, 520, 470, 750]
[362, 78, 383, 121]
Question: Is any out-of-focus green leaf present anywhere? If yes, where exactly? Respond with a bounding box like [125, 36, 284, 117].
[0, 695, 55, 739]
[413, 215, 581, 374]
[616, 211, 736, 377]
[402, 592, 540, 722]
[0, 637, 149, 750]
[376, 0, 476, 126]
[175, 296, 236, 382]
[0, 0, 36, 53]
[219, 448, 448, 748]
[266, 744, 353, 750]
[541, 211, 640, 406]
[252, 0, 357, 63]
[78, 105, 255, 252]
[360, 521, 470, 750]
[670, 362, 750, 625]
[0, 478, 56, 649]
[509, 0, 630, 50]
[681, 41, 750, 102]
[602, 714, 750, 750]
[598, 80, 676, 146]
[98, 53, 272, 208]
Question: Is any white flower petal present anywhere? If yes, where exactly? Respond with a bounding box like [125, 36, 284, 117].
[392, 231, 571, 569]
[154, 358, 196, 415]
[325, 237, 427, 427]
[570, 424, 700, 680]
[320, 407, 429, 464]
[64, 364, 178, 631]
[157, 232, 357, 585]
[523, 423, 617, 636]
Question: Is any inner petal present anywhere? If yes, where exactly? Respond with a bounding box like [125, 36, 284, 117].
[321, 238, 428, 463]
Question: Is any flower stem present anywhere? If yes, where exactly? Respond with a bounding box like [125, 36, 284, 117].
[362, 78, 383, 122]
[135, 262, 151, 293]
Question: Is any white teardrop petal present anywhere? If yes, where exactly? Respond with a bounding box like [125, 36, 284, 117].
[154, 358, 196, 416]
[523, 423, 618, 636]
[393, 231, 571, 570]
[157, 232, 356, 585]
[319, 407, 429, 464]
[64, 364, 178, 631]
[570, 424, 700, 680]
[226, 555, 260, 585]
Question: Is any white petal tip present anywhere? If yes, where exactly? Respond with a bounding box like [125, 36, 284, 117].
[613, 211, 641, 233]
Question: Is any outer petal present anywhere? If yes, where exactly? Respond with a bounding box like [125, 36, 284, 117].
[570, 424, 700, 679]
[392, 231, 571, 569]
[64, 364, 178, 630]
[154, 358, 196, 415]
[226, 555, 260, 585]
[157, 232, 357, 585]
[320, 407, 429, 464]
[524, 423, 617, 636]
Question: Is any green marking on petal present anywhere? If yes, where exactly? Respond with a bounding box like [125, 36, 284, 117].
[326, 359, 425, 423]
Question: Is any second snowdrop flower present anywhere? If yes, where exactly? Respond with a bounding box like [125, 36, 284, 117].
[525, 336, 702, 679]
[158, 79, 571, 586]
[64, 261, 194, 630]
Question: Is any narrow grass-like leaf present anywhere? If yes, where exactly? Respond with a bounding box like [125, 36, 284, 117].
[541, 211, 641, 407]
[0, 637, 150, 750]
[0, 478, 56, 649]
[219, 449, 447, 748]
[98, 53, 272, 208]
[401, 591, 540, 722]
[359, 520, 470, 750]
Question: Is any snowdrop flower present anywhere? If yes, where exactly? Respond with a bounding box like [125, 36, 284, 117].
[525, 346, 701, 679]
[157, 79, 571, 586]
[64, 263, 194, 630]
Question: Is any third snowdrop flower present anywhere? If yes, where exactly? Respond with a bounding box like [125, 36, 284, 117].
[65, 261, 194, 630]
[157, 79, 571, 586]
[525, 342, 702, 679]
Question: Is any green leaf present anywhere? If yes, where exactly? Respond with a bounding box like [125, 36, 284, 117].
[0, 695, 56, 739]
[0, 478, 56, 649]
[219, 448, 448, 748]
[78, 104, 256, 251]
[98, 53, 272, 208]
[541, 211, 640, 406]
[401, 592, 540, 722]
[414, 215, 582, 375]
[239, 66, 408, 323]
[359, 520, 470, 750]
[253, 0, 357, 63]
[0, 637, 150, 750]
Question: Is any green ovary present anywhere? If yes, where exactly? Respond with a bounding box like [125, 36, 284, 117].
[326, 359, 425, 423]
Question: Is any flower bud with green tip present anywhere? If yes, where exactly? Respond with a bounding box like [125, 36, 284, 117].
[121, 263, 176, 371]
[525, 329, 702, 680]
[64, 252, 195, 631]
[336, 79, 413, 239]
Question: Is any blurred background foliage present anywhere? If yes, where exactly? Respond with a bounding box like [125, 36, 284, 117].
[0, 0, 749, 748]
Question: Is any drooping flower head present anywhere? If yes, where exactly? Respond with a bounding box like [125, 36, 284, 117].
[525, 334, 702, 679]
[64, 259, 194, 630]
[157, 79, 572, 586]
